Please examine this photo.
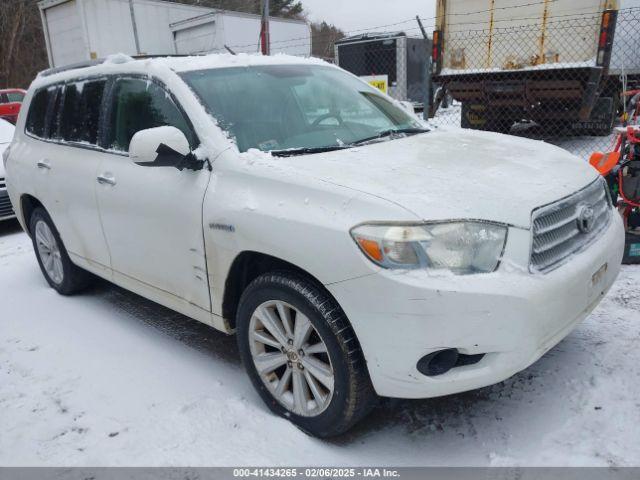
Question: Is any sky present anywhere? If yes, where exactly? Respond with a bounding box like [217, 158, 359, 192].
[300, 0, 438, 35]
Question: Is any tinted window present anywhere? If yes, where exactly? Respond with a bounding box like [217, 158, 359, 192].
[60, 80, 106, 144]
[48, 86, 64, 141]
[26, 88, 53, 138]
[7, 92, 25, 103]
[0, 93, 7, 104]
[107, 78, 195, 152]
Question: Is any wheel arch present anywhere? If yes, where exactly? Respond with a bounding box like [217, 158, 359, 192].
[222, 251, 339, 330]
[19, 194, 45, 235]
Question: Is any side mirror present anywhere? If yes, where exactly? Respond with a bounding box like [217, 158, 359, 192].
[129, 126, 203, 171]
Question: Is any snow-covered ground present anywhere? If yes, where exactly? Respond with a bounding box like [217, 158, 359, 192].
[1, 219, 639, 466]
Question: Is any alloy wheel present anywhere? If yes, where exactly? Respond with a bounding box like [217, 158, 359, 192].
[248, 300, 335, 417]
[34, 220, 64, 285]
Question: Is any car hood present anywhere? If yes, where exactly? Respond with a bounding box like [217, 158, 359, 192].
[275, 127, 599, 228]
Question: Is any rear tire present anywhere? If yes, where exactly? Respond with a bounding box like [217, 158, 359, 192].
[29, 207, 93, 295]
[236, 272, 377, 437]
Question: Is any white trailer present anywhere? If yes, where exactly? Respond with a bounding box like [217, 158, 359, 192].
[38, 0, 311, 68]
[435, 0, 640, 75]
[170, 11, 311, 57]
[432, 0, 640, 134]
[39, 0, 211, 67]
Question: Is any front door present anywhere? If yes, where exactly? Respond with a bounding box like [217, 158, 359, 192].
[95, 76, 212, 312]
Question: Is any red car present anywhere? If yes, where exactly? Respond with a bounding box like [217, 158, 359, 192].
[0, 89, 27, 124]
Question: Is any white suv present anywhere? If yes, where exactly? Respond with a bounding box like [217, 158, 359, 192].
[4, 54, 625, 437]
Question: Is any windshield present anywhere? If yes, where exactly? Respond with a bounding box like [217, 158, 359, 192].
[180, 64, 425, 154]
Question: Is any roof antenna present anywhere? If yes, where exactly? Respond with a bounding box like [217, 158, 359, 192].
[224, 45, 237, 55]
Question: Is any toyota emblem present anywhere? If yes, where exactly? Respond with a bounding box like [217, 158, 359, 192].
[577, 205, 595, 234]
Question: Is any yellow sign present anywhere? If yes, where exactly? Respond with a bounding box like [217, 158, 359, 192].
[360, 75, 389, 95]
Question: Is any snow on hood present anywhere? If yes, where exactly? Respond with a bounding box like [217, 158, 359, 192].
[0, 119, 15, 178]
[270, 127, 599, 228]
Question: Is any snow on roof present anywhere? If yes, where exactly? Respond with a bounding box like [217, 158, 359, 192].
[153, 53, 330, 72]
[34, 53, 332, 88]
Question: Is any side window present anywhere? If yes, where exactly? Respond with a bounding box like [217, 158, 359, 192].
[0, 93, 7, 104]
[26, 88, 53, 138]
[107, 78, 195, 152]
[7, 92, 25, 103]
[60, 80, 106, 145]
[48, 86, 64, 141]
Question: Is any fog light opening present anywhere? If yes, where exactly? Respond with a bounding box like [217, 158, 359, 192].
[417, 349, 459, 377]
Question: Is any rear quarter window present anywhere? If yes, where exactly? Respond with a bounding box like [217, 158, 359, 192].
[26, 88, 54, 138]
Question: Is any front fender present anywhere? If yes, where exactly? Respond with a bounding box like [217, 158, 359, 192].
[203, 151, 418, 317]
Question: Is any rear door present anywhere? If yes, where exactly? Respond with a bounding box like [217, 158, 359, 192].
[40, 78, 112, 275]
[95, 76, 212, 311]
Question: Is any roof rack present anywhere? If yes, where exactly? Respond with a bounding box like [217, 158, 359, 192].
[130, 54, 202, 60]
[39, 54, 205, 78]
[40, 59, 105, 77]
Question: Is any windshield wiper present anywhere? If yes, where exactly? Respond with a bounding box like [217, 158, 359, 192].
[270, 145, 350, 157]
[269, 127, 429, 157]
[351, 127, 430, 146]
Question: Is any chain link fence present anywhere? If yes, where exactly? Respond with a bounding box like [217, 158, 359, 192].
[332, 7, 640, 160]
[335, 34, 431, 107]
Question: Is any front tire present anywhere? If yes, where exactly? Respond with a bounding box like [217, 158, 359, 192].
[29, 207, 93, 295]
[236, 272, 376, 437]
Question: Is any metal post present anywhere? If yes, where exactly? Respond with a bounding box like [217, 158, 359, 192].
[261, 0, 271, 55]
[129, 0, 141, 55]
[416, 15, 432, 120]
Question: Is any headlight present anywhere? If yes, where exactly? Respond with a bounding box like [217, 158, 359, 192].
[350, 222, 508, 274]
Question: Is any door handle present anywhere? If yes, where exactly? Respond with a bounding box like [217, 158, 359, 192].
[97, 174, 116, 186]
[37, 160, 51, 170]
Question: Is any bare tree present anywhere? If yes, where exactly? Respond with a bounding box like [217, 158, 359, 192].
[310, 21, 344, 61]
[0, 0, 48, 89]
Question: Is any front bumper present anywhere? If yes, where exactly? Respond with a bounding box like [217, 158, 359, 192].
[328, 213, 625, 399]
[0, 188, 16, 221]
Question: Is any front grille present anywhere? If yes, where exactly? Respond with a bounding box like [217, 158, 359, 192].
[530, 179, 611, 272]
[0, 177, 5, 189]
[0, 187, 14, 219]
